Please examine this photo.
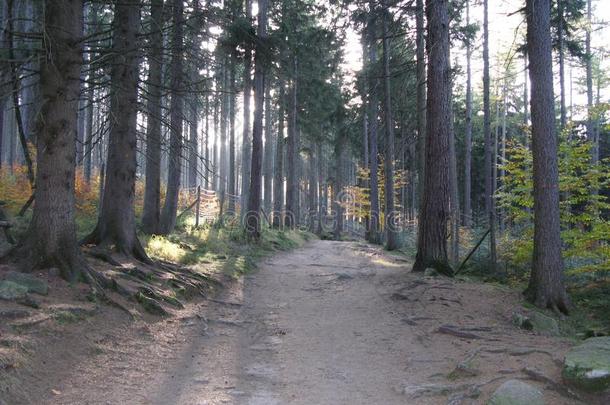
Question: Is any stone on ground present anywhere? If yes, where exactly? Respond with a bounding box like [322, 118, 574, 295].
[0, 281, 29, 301]
[512, 311, 559, 336]
[563, 336, 610, 392]
[4, 271, 48, 295]
[487, 379, 544, 405]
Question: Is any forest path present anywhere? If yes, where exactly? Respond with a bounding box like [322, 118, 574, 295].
[40, 240, 577, 404]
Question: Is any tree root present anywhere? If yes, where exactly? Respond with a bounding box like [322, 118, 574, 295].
[82, 248, 215, 316]
[520, 367, 582, 401]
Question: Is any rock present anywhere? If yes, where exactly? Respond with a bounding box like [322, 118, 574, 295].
[529, 312, 559, 335]
[0, 281, 28, 300]
[487, 380, 544, 405]
[4, 271, 48, 295]
[424, 268, 439, 277]
[512, 311, 559, 335]
[563, 336, 610, 392]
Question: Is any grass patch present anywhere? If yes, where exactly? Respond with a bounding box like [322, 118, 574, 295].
[140, 217, 314, 278]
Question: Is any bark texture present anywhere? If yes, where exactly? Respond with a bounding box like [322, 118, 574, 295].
[245, 0, 268, 238]
[367, 3, 380, 244]
[525, 0, 571, 314]
[16, 0, 84, 280]
[159, 0, 184, 234]
[83, 0, 149, 262]
[412, 0, 451, 275]
[272, 82, 285, 228]
[142, 0, 164, 234]
[381, 3, 398, 251]
[463, 0, 472, 227]
[285, 57, 299, 228]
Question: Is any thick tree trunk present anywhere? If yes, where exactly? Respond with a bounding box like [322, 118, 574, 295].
[15, 0, 84, 280]
[381, 4, 398, 251]
[525, 0, 571, 314]
[272, 82, 285, 228]
[245, 0, 268, 239]
[82, 0, 149, 261]
[412, 0, 451, 275]
[142, 0, 164, 234]
[367, 2, 380, 244]
[463, 0, 472, 227]
[159, 0, 184, 234]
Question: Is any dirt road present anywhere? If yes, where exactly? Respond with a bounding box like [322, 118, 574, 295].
[13, 240, 579, 404]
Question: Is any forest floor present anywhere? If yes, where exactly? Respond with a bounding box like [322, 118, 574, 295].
[1, 239, 605, 404]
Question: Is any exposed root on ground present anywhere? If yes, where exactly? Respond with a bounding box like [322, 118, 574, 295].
[82, 247, 219, 316]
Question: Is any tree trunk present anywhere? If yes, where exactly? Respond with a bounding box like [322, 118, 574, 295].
[241, 0, 253, 215]
[367, 1, 380, 244]
[285, 56, 299, 228]
[483, 0, 496, 271]
[228, 51, 236, 214]
[463, 0, 472, 227]
[585, 0, 596, 165]
[483, 0, 492, 219]
[15, 0, 84, 280]
[525, 0, 571, 314]
[263, 82, 274, 214]
[159, 0, 184, 234]
[316, 141, 325, 235]
[82, 0, 149, 261]
[307, 144, 316, 232]
[142, 0, 164, 234]
[333, 133, 346, 239]
[416, 0, 426, 219]
[523, 51, 529, 147]
[412, 0, 451, 275]
[272, 81, 285, 228]
[558, 0, 567, 129]
[381, 3, 398, 251]
[0, 98, 4, 170]
[245, 0, 268, 239]
[188, 100, 198, 189]
[448, 90, 460, 266]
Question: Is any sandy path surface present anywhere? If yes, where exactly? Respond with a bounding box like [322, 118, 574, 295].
[14, 240, 584, 404]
